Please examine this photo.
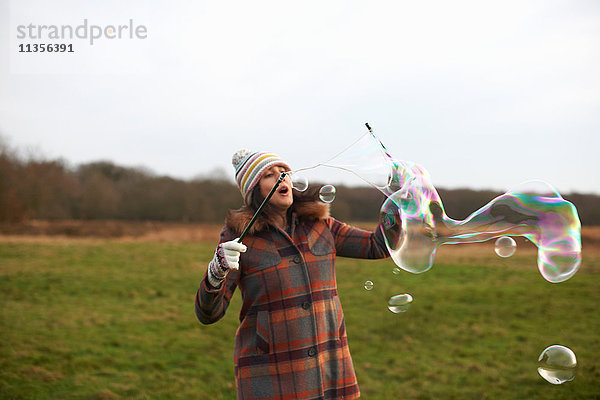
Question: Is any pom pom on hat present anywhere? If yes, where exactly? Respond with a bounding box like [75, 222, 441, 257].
[232, 149, 252, 170]
[231, 149, 291, 204]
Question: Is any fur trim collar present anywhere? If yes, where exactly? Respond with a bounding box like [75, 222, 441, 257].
[225, 201, 330, 236]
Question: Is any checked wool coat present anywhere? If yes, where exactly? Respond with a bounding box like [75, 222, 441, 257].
[195, 201, 389, 400]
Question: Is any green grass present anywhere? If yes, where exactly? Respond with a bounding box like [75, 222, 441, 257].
[1, 241, 598, 399]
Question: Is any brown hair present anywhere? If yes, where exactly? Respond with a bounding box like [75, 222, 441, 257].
[248, 184, 320, 224]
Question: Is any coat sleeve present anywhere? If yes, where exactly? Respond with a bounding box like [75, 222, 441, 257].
[326, 217, 390, 259]
[194, 226, 239, 325]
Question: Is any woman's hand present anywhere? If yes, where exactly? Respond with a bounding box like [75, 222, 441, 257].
[207, 239, 247, 287]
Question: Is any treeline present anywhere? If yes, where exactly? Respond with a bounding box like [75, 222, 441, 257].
[0, 143, 240, 223]
[1, 141, 599, 224]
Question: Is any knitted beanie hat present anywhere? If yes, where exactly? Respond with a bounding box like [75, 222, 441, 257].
[232, 149, 291, 204]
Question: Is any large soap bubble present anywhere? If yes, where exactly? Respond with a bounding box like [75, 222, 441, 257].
[367, 128, 581, 283]
[290, 127, 582, 283]
[380, 170, 582, 282]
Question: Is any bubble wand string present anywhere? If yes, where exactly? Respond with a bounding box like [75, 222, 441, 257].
[237, 172, 287, 242]
[236, 124, 389, 243]
[291, 133, 368, 175]
[236, 125, 385, 243]
[290, 123, 396, 192]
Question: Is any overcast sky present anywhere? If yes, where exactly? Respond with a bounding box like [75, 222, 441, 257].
[1, 0, 599, 194]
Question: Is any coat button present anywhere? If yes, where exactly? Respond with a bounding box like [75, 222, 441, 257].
[293, 256, 302, 264]
[302, 302, 311, 310]
[308, 347, 317, 357]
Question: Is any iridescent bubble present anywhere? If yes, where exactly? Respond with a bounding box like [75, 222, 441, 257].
[291, 174, 308, 192]
[495, 236, 517, 258]
[379, 172, 582, 282]
[319, 185, 336, 203]
[364, 280, 374, 290]
[537, 345, 577, 385]
[387, 294, 412, 313]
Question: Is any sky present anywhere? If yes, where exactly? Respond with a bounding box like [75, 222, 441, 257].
[1, 0, 599, 194]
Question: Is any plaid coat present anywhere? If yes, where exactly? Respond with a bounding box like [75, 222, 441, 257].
[195, 201, 389, 400]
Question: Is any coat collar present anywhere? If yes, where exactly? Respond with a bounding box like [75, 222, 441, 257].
[225, 200, 330, 237]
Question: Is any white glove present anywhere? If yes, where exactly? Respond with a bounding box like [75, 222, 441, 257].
[207, 239, 247, 287]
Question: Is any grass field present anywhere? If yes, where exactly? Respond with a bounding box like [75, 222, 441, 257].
[1, 233, 599, 399]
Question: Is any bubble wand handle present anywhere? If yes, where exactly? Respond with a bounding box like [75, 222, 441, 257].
[238, 172, 287, 242]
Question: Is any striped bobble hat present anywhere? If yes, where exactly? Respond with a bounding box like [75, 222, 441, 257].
[232, 149, 291, 204]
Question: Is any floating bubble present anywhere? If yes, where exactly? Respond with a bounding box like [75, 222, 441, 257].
[364, 280, 374, 290]
[537, 345, 577, 384]
[392, 267, 401, 275]
[319, 185, 336, 203]
[495, 236, 517, 257]
[291, 174, 308, 192]
[387, 294, 413, 313]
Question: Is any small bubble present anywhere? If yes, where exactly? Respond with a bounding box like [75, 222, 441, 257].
[392, 267, 401, 275]
[291, 174, 308, 192]
[537, 345, 577, 384]
[319, 185, 336, 203]
[387, 294, 413, 313]
[364, 280, 374, 290]
[495, 236, 517, 258]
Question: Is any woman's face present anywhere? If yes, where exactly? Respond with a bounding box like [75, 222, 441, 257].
[258, 165, 293, 212]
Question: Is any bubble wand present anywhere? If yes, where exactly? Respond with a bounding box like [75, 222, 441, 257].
[237, 172, 287, 242]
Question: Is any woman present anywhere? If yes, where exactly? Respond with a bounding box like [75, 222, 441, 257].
[195, 149, 389, 400]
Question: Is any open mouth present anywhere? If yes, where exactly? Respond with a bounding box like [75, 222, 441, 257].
[278, 186, 290, 195]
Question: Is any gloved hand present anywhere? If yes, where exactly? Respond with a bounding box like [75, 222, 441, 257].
[207, 239, 247, 288]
